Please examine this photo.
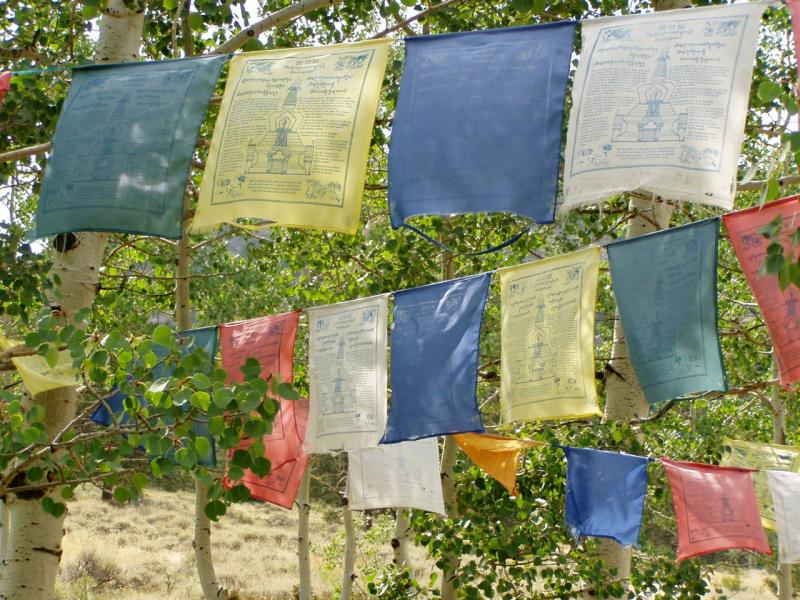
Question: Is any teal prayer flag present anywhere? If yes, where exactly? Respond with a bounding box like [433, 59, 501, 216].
[35, 55, 227, 239]
[607, 219, 727, 404]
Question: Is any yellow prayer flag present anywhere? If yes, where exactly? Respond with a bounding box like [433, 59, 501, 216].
[0, 335, 78, 396]
[455, 432, 544, 496]
[192, 39, 390, 235]
[720, 438, 800, 530]
[499, 247, 601, 423]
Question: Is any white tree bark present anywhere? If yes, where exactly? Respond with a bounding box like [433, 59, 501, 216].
[340, 498, 356, 600]
[0, 4, 143, 598]
[439, 435, 459, 600]
[392, 508, 412, 570]
[770, 355, 792, 600]
[296, 469, 312, 600]
[194, 480, 228, 600]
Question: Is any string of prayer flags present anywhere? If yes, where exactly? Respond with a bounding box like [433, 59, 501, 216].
[380, 273, 491, 443]
[662, 458, 771, 560]
[0, 334, 78, 396]
[723, 196, 800, 383]
[562, 447, 650, 546]
[346, 438, 445, 515]
[607, 219, 727, 405]
[455, 433, 544, 496]
[720, 438, 800, 530]
[561, 3, 766, 212]
[766, 471, 800, 563]
[499, 247, 601, 423]
[219, 310, 300, 385]
[192, 40, 390, 236]
[388, 22, 576, 229]
[305, 295, 388, 453]
[34, 55, 227, 240]
[225, 397, 310, 510]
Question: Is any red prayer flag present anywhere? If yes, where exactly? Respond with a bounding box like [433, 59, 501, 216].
[0, 72, 11, 107]
[219, 310, 300, 385]
[662, 458, 771, 560]
[723, 196, 800, 384]
[224, 397, 310, 510]
[789, 0, 800, 92]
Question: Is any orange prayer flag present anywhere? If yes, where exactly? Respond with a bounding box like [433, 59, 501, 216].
[455, 433, 544, 496]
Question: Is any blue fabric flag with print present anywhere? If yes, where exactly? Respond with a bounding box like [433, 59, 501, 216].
[91, 326, 218, 466]
[388, 22, 576, 230]
[607, 218, 727, 405]
[380, 273, 490, 443]
[563, 446, 650, 546]
[35, 55, 227, 240]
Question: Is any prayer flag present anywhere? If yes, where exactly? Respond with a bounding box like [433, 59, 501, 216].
[562, 447, 650, 546]
[380, 273, 491, 443]
[305, 295, 388, 453]
[499, 247, 601, 423]
[219, 310, 300, 385]
[788, 0, 800, 92]
[388, 22, 576, 228]
[0, 334, 78, 396]
[347, 438, 445, 515]
[192, 40, 390, 235]
[225, 397, 310, 510]
[766, 470, 800, 563]
[455, 433, 544, 496]
[723, 196, 800, 384]
[0, 72, 11, 107]
[720, 438, 800, 530]
[607, 219, 727, 405]
[91, 326, 219, 466]
[662, 458, 771, 560]
[35, 55, 227, 239]
[562, 4, 765, 212]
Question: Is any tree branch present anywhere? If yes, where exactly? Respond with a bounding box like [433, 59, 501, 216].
[214, 0, 345, 55]
[0, 48, 44, 62]
[371, 0, 472, 39]
[738, 174, 800, 192]
[0, 142, 52, 164]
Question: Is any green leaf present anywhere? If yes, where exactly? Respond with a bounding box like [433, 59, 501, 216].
[250, 456, 271, 478]
[175, 447, 198, 468]
[187, 13, 203, 30]
[276, 382, 300, 401]
[192, 373, 211, 390]
[765, 252, 785, 275]
[244, 418, 267, 439]
[190, 391, 211, 411]
[24, 332, 41, 348]
[213, 388, 234, 409]
[131, 473, 148, 490]
[112, 487, 131, 503]
[163, 0, 178, 9]
[41, 496, 66, 518]
[195, 436, 212, 460]
[26, 466, 44, 482]
[152, 325, 173, 348]
[758, 80, 783, 103]
[204, 500, 227, 521]
[231, 449, 251, 469]
[44, 345, 60, 368]
[209, 415, 225, 436]
[228, 483, 251, 502]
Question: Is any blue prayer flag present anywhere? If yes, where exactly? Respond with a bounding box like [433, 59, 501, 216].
[35, 55, 227, 240]
[563, 446, 649, 546]
[91, 326, 218, 466]
[607, 219, 727, 405]
[380, 273, 491, 443]
[388, 22, 576, 229]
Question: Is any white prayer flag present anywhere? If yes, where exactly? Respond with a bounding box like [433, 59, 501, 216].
[347, 438, 445, 515]
[766, 470, 800, 563]
[562, 3, 765, 212]
[305, 295, 388, 453]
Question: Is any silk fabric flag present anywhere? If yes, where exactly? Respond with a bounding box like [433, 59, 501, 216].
[35, 55, 227, 239]
[562, 3, 765, 212]
[219, 310, 300, 385]
[305, 295, 388, 453]
[192, 39, 389, 235]
[388, 22, 576, 228]
[380, 273, 490, 443]
[720, 438, 800, 530]
[662, 458, 771, 560]
[562, 447, 650, 546]
[347, 438, 445, 514]
[499, 247, 601, 423]
[225, 397, 310, 510]
[455, 433, 544, 496]
[723, 196, 800, 383]
[766, 470, 800, 563]
[91, 326, 218, 466]
[607, 219, 727, 405]
[0, 334, 78, 396]
[0, 72, 11, 107]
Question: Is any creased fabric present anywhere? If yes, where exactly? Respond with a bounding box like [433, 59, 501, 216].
[0, 334, 78, 396]
[305, 295, 388, 453]
[562, 4, 765, 212]
[380, 273, 491, 443]
[607, 219, 727, 405]
[766, 470, 800, 563]
[662, 458, 771, 560]
[455, 433, 543, 495]
[35, 55, 227, 239]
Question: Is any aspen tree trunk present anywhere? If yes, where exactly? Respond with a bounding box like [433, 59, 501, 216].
[297, 469, 312, 600]
[771, 355, 792, 600]
[597, 195, 674, 588]
[340, 497, 356, 600]
[0, 4, 143, 598]
[391, 508, 412, 569]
